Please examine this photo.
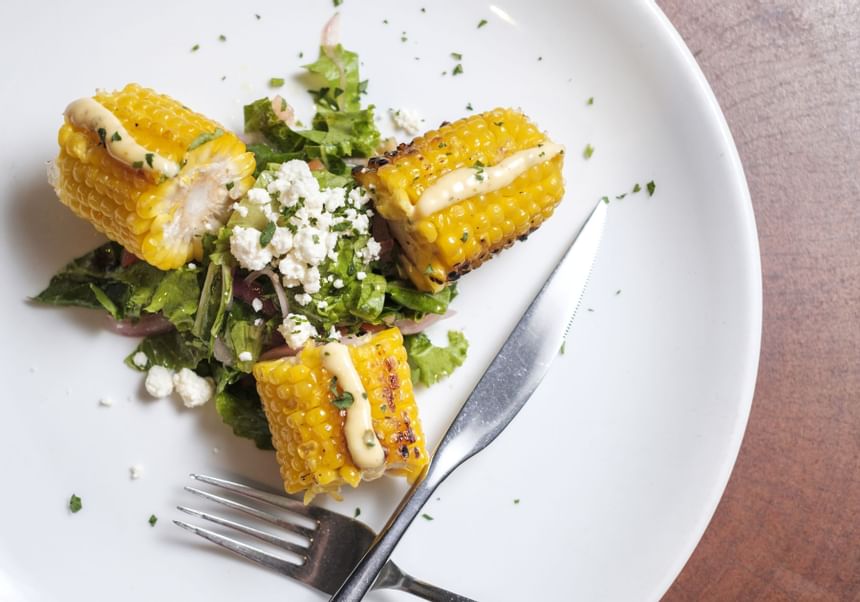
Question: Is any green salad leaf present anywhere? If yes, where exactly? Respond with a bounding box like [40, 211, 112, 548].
[213, 366, 273, 449]
[386, 282, 456, 316]
[144, 269, 199, 331]
[403, 330, 469, 387]
[244, 44, 380, 176]
[125, 331, 209, 372]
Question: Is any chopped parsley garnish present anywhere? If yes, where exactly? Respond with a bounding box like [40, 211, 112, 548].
[451, 52, 463, 60]
[423, 265, 434, 275]
[225, 181, 234, 190]
[191, 44, 200, 52]
[465, 102, 474, 111]
[616, 193, 627, 200]
[187, 128, 224, 151]
[149, 514, 158, 526]
[583, 144, 594, 160]
[97, 128, 106, 146]
[477, 19, 488, 28]
[69, 494, 82, 513]
[333, 0, 343, 5]
[259, 221, 276, 247]
[328, 377, 355, 409]
[132, 160, 143, 169]
[615, 289, 622, 295]
[401, 35, 408, 43]
[422, 513, 434, 521]
[514, 498, 521, 504]
[383, 19, 388, 24]
[421, 7, 426, 12]
[255, 13, 261, 20]
[269, 77, 285, 88]
[587, 96, 594, 105]
[452, 64, 464, 76]
[144, 153, 154, 168]
[473, 160, 485, 181]
[494, 121, 504, 127]
[601, 196, 609, 204]
[460, 231, 469, 242]
[632, 183, 642, 193]
[538, 56, 543, 61]
[646, 180, 656, 196]
[354, 507, 361, 518]
[111, 131, 122, 142]
[218, 34, 227, 42]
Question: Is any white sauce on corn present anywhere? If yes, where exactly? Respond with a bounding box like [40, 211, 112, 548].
[65, 97, 180, 178]
[413, 142, 564, 219]
[321, 342, 385, 473]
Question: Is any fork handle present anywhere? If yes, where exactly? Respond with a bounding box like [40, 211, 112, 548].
[330, 461, 449, 601]
[395, 574, 477, 602]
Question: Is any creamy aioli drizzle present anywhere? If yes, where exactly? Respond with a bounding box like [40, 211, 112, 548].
[321, 342, 385, 472]
[413, 142, 565, 219]
[64, 98, 180, 178]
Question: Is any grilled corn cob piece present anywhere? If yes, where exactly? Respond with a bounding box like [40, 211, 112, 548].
[50, 83, 255, 269]
[355, 108, 565, 292]
[253, 328, 428, 503]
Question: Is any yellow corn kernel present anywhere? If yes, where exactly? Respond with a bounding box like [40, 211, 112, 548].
[253, 328, 429, 503]
[355, 108, 565, 292]
[50, 83, 255, 269]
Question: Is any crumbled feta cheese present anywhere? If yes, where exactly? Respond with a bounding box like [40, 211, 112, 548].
[269, 227, 294, 255]
[356, 239, 382, 263]
[145, 366, 175, 398]
[187, 262, 196, 269]
[278, 313, 318, 349]
[173, 368, 214, 408]
[390, 108, 424, 135]
[129, 465, 143, 480]
[356, 271, 367, 281]
[278, 254, 305, 288]
[230, 226, 273, 271]
[131, 351, 148, 369]
[98, 397, 114, 407]
[332, 278, 344, 289]
[302, 266, 322, 294]
[231, 202, 249, 217]
[246, 187, 272, 205]
[254, 318, 263, 326]
[317, 300, 328, 310]
[238, 351, 253, 362]
[251, 298, 263, 312]
[294, 293, 312, 306]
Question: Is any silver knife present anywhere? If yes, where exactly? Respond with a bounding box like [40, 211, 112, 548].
[331, 199, 609, 601]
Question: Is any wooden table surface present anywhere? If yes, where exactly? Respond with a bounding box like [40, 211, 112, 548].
[656, 1, 860, 600]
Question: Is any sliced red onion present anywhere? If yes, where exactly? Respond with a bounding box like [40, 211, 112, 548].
[393, 310, 456, 335]
[245, 268, 288, 319]
[232, 277, 276, 315]
[321, 13, 341, 52]
[271, 95, 296, 127]
[213, 337, 234, 365]
[107, 313, 174, 337]
[120, 249, 140, 268]
[259, 345, 301, 362]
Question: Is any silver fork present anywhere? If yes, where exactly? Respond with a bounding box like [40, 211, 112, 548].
[174, 474, 476, 601]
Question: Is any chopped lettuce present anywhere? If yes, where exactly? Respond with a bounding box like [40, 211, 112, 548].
[213, 366, 273, 449]
[403, 331, 469, 387]
[125, 331, 209, 372]
[244, 44, 380, 176]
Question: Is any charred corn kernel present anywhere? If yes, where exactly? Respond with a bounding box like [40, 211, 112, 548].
[254, 328, 428, 503]
[355, 108, 565, 292]
[49, 83, 255, 269]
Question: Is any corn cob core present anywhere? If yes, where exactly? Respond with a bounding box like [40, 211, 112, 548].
[253, 328, 428, 503]
[355, 108, 565, 292]
[51, 84, 255, 269]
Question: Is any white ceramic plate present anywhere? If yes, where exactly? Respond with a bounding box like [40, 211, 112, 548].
[0, 1, 760, 600]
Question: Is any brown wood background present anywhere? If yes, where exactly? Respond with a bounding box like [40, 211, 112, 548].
[656, 1, 860, 600]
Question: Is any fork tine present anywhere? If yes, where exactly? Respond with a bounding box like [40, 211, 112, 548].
[177, 506, 309, 558]
[184, 486, 316, 540]
[190, 473, 323, 519]
[173, 520, 304, 578]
